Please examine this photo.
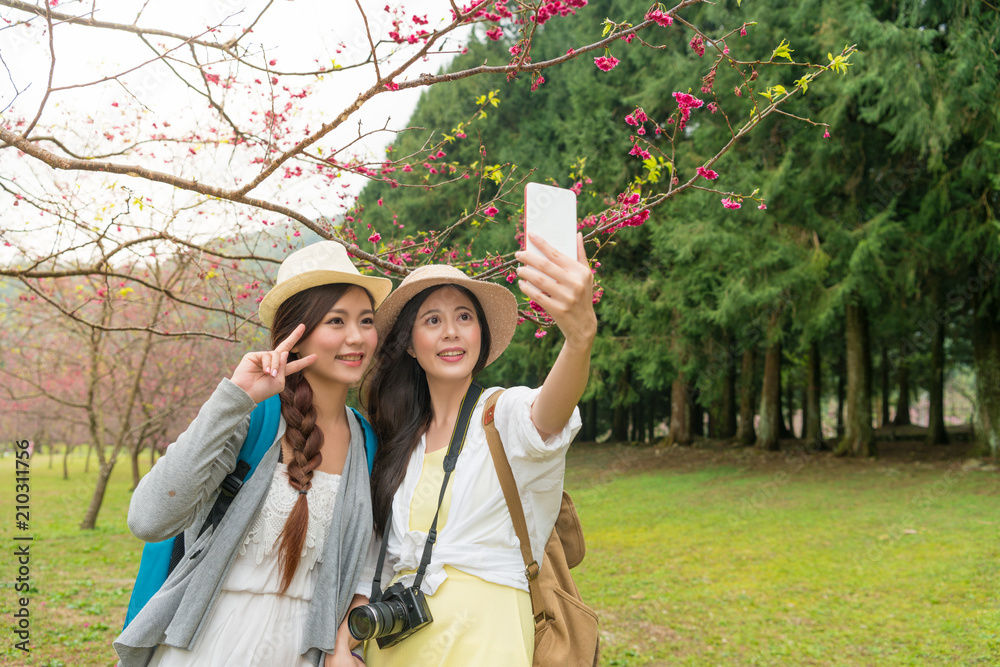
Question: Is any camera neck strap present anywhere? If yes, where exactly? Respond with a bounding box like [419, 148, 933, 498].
[370, 381, 484, 601]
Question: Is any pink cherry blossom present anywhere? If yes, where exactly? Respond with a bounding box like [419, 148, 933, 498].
[369, 232, 382, 243]
[721, 197, 741, 210]
[594, 55, 620, 71]
[672, 91, 704, 131]
[689, 35, 705, 57]
[758, 203, 767, 210]
[645, 9, 673, 27]
[509, 45, 521, 56]
[486, 27, 502, 41]
[740, 24, 748, 37]
[484, 205, 499, 217]
[823, 128, 831, 138]
[697, 166, 719, 180]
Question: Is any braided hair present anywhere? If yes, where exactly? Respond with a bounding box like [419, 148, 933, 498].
[269, 283, 373, 593]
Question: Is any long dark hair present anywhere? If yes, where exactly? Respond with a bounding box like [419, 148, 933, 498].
[362, 285, 491, 535]
[268, 283, 373, 594]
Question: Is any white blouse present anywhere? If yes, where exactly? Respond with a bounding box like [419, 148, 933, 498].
[358, 385, 582, 597]
[149, 464, 341, 667]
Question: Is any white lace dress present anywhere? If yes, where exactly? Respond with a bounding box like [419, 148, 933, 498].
[148, 463, 341, 667]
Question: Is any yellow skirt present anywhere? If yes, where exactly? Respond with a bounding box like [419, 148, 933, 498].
[364, 565, 533, 667]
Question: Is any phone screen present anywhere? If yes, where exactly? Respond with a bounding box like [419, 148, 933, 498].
[524, 183, 577, 260]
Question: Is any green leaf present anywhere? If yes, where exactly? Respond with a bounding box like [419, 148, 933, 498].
[771, 39, 794, 62]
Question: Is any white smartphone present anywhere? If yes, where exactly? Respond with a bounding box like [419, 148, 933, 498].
[524, 182, 578, 260]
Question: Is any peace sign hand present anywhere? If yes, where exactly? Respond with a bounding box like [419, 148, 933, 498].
[230, 323, 317, 404]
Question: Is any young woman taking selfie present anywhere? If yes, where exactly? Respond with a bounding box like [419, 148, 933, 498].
[115, 242, 389, 667]
[356, 234, 597, 665]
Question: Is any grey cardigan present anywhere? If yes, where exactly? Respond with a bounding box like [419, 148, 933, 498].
[114, 379, 373, 667]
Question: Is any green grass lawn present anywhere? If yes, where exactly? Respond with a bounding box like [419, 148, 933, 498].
[1, 444, 998, 666]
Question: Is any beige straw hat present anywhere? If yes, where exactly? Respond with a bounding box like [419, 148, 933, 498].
[259, 242, 393, 327]
[374, 264, 518, 367]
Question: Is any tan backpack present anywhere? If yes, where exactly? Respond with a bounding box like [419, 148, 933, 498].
[483, 391, 600, 667]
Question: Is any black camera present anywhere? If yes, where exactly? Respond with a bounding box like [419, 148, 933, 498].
[348, 582, 433, 648]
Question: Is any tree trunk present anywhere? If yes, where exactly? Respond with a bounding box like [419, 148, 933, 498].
[150, 441, 158, 466]
[805, 341, 825, 449]
[667, 376, 691, 446]
[85, 443, 92, 472]
[782, 362, 795, 438]
[756, 340, 781, 451]
[578, 400, 591, 441]
[737, 348, 756, 446]
[62, 444, 71, 480]
[721, 360, 737, 438]
[893, 360, 912, 425]
[611, 402, 628, 442]
[836, 303, 876, 457]
[971, 290, 1000, 459]
[131, 445, 142, 490]
[663, 383, 672, 432]
[879, 345, 891, 428]
[690, 392, 704, 438]
[926, 286, 949, 445]
[630, 400, 643, 442]
[80, 461, 114, 530]
[646, 392, 656, 441]
[612, 373, 630, 442]
[836, 341, 846, 437]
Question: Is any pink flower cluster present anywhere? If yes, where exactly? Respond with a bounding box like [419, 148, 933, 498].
[644, 9, 673, 27]
[721, 197, 741, 210]
[486, 26, 503, 40]
[594, 55, 620, 71]
[596, 190, 650, 234]
[628, 142, 651, 160]
[672, 92, 704, 131]
[532, 0, 588, 24]
[696, 166, 719, 180]
[624, 107, 648, 126]
[689, 35, 705, 57]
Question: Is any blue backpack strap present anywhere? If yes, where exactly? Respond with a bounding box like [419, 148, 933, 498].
[241, 394, 282, 475]
[349, 407, 377, 474]
[124, 394, 282, 629]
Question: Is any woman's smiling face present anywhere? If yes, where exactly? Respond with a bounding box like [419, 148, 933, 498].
[292, 285, 377, 387]
[408, 286, 482, 384]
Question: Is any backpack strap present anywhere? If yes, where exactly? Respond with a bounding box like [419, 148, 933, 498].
[482, 389, 546, 622]
[125, 393, 282, 629]
[349, 406, 378, 474]
[197, 393, 282, 539]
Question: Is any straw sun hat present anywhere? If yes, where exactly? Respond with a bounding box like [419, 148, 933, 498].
[374, 264, 518, 368]
[258, 242, 393, 328]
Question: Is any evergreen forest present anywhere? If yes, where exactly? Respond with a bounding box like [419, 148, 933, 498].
[355, 0, 1000, 459]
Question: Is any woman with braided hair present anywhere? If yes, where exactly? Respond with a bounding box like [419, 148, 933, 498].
[114, 242, 391, 667]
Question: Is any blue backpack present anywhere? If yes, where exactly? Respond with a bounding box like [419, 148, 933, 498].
[124, 395, 377, 628]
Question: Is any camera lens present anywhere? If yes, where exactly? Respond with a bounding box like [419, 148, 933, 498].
[348, 607, 377, 640]
[348, 599, 406, 641]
